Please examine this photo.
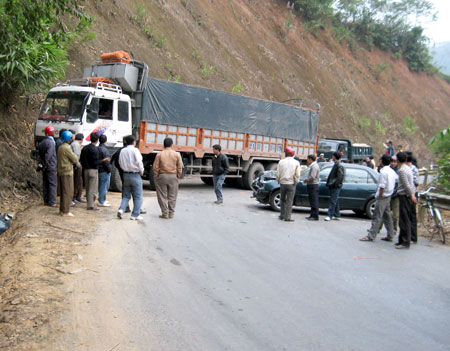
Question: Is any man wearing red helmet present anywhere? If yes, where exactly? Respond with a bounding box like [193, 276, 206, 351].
[38, 126, 58, 207]
[276, 147, 301, 222]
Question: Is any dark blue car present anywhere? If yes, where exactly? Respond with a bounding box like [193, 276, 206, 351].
[252, 162, 380, 219]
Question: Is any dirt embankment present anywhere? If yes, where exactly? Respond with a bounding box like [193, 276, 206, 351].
[0, 199, 119, 350]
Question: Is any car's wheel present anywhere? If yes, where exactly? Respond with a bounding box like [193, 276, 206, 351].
[243, 162, 265, 190]
[109, 163, 122, 192]
[201, 176, 214, 186]
[365, 198, 377, 219]
[269, 189, 281, 212]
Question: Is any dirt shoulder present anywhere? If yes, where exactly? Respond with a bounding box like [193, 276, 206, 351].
[0, 196, 121, 350]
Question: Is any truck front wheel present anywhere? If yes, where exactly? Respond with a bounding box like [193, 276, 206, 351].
[110, 163, 122, 192]
[243, 162, 264, 190]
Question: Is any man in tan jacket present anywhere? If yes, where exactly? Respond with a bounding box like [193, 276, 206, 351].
[57, 131, 80, 217]
[153, 138, 183, 219]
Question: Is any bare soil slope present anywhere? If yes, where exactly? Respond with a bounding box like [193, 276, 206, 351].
[71, 0, 449, 154]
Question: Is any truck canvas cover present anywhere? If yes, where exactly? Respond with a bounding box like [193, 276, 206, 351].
[141, 78, 319, 142]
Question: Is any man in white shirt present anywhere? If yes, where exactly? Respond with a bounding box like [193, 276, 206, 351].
[117, 135, 145, 220]
[360, 154, 399, 242]
[276, 148, 301, 222]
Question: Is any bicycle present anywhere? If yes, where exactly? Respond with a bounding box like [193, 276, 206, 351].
[418, 186, 446, 244]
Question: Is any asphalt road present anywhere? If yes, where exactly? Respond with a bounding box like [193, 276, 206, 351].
[79, 179, 450, 351]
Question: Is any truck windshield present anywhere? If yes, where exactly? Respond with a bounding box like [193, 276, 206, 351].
[39, 91, 89, 122]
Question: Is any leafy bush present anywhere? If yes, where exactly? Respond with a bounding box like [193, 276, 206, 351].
[428, 127, 450, 194]
[0, 0, 92, 105]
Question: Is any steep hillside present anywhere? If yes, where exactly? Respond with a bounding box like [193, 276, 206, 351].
[67, 0, 449, 157]
[1, 0, 449, 208]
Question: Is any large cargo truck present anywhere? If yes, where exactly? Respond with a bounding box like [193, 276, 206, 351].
[34, 52, 320, 190]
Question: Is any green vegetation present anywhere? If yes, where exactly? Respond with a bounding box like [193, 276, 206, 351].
[232, 82, 244, 93]
[192, 50, 216, 80]
[131, 4, 167, 49]
[0, 0, 92, 105]
[201, 63, 216, 79]
[428, 127, 450, 194]
[289, 0, 437, 73]
[359, 115, 371, 133]
[374, 120, 386, 136]
[403, 115, 417, 135]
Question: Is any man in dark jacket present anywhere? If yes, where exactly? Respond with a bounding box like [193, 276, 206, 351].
[98, 134, 112, 207]
[80, 132, 110, 210]
[211, 144, 229, 204]
[38, 126, 58, 207]
[325, 152, 345, 221]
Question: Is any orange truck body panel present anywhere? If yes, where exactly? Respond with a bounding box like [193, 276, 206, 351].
[139, 121, 317, 160]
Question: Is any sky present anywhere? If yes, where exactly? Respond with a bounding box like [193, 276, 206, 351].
[423, 0, 450, 44]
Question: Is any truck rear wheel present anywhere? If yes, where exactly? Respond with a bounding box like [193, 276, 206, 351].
[243, 162, 264, 190]
[148, 167, 156, 191]
[110, 164, 122, 192]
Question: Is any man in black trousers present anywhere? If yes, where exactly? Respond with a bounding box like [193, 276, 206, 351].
[395, 152, 418, 249]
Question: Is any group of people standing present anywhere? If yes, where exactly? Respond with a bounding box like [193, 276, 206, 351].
[276, 146, 420, 250]
[38, 126, 111, 217]
[360, 150, 419, 249]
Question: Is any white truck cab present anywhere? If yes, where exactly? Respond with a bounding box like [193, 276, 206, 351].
[34, 82, 132, 148]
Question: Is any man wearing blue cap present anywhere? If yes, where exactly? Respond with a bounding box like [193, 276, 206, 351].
[57, 131, 80, 217]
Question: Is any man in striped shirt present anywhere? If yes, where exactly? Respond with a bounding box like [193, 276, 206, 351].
[395, 152, 418, 249]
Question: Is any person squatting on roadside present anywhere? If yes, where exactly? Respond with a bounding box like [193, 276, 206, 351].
[276, 148, 300, 222]
[395, 152, 418, 249]
[38, 126, 58, 207]
[303, 154, 320, 221]
[71, 133, 85, 204]
[80, 132, 110, 211]
[212, 144, 230, 204]
[98, 134, 112, 207]
[117, 135, 144, 220]
[325, 152, 345, 221]
[360, 154, 398, 242]
[153, 138, 183, 219]
[57, 131, 80, 217]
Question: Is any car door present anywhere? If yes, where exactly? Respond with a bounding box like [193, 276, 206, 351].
[317, 166, 332, 208]
[294, 168, 310, 206]
[339, 167, 377, 210]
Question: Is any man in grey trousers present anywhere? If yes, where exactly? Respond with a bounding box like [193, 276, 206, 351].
[153, 138, 183, 219]
[360, 154, 398, 242]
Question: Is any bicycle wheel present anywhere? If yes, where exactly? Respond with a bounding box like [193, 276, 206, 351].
[437, 227, 446, 244]
[419, 205, 434, 235]
[434, 208, 446, 244]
